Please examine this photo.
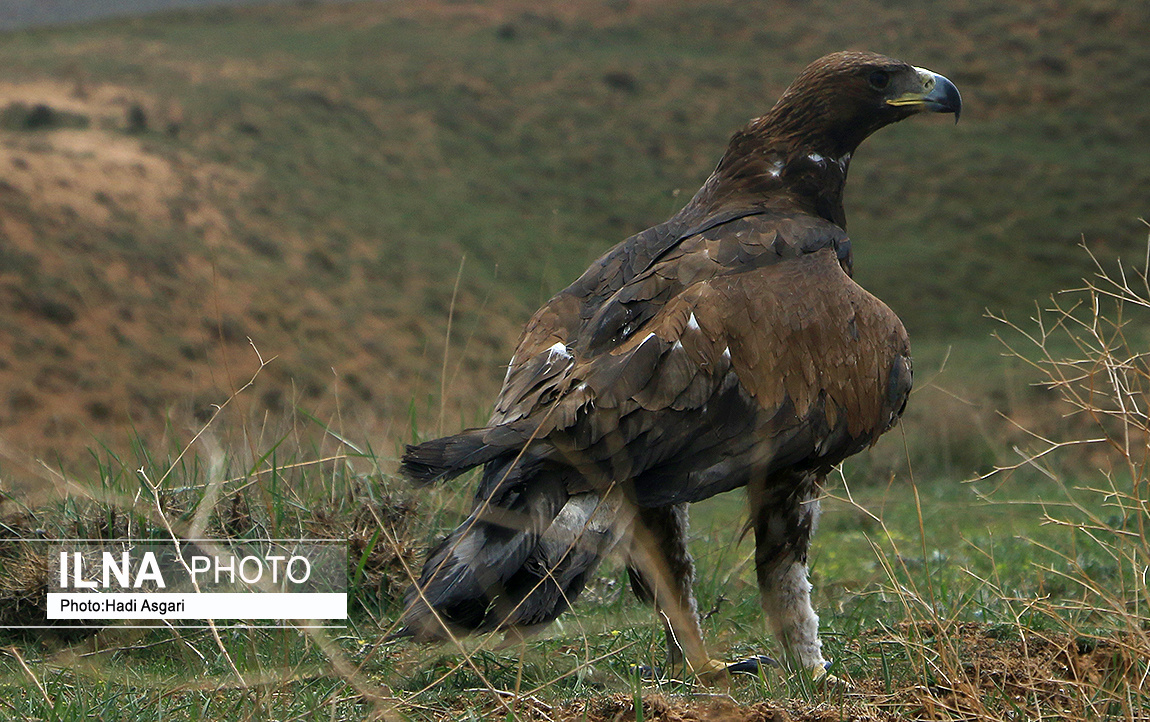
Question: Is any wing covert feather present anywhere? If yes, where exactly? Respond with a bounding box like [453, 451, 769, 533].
[484, 212, 905, 507]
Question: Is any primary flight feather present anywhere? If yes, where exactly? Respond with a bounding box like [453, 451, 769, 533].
[394, 50, 961, 679]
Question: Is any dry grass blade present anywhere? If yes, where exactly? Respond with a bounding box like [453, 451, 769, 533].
[6, 646, 52, 707]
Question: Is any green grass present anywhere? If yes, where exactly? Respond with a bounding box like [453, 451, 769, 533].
[1, 470, 1140, 721]
[1, 384, 1145, 720]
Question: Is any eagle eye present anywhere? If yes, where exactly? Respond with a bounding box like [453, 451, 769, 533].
[868, 70, 890, 91]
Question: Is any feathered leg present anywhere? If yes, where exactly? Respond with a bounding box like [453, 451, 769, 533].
[626, 504, 726, 679]
[749, 470, 827, 672]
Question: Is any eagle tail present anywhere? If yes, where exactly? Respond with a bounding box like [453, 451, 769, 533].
[398, 424, 535, 485]
[394, 457, 624, 642]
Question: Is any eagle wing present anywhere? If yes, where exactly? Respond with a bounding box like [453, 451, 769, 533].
[487, 210, 910, 507]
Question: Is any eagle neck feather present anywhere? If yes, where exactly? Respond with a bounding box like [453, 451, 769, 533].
[698, 129, 852, 229]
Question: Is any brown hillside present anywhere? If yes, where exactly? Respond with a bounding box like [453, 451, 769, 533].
[0, 0, 1147, 481]
[0, 76, 521, 480]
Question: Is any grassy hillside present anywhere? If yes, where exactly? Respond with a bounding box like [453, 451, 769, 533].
[0, 0, 1147, 469]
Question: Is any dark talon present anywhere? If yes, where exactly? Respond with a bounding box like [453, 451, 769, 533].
[725, 655, 780, 675]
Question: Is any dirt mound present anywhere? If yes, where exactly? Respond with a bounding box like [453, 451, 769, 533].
[874, 622, 1145, 720]
[554, 693, 898, 722]
[0, 80, 189, 226]
[0, 73, 441, 483]
[557, 694, 785, 722]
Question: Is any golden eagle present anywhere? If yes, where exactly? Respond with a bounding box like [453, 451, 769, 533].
[394, 51, 961, 679]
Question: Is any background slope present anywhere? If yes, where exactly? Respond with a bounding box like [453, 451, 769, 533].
[0, 0, 1146, 474]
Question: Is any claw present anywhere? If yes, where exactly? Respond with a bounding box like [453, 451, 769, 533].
[724, 655, 781, 675]
[638, 658, 730, 682]
[636, 655, 822, 685]
[808, 661, 849, 689]
[690, 657, 730, 681]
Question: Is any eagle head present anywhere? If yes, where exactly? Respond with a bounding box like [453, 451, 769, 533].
[707, 51, 962, 223]
[764, 50, 962, 158]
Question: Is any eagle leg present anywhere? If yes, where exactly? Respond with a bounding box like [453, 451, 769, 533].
[625, 504, 729, 681]
[749, 470, 828, 673]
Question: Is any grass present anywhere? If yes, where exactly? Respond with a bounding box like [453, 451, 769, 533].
[1, 451, 1141, 720]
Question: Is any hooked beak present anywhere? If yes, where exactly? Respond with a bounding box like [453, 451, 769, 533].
[888, 67, 963, 122]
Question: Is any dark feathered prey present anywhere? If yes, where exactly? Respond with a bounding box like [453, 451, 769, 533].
[393, 51, 961, 679]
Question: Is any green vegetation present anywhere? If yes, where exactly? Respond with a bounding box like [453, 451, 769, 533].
[0, 102, 89, 131]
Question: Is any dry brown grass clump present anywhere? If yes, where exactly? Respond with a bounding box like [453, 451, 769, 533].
[856, 622, 1145, 721]
[900, 237, 1150, 721]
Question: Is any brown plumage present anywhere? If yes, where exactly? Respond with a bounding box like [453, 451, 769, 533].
[394, 51, 961, 678]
